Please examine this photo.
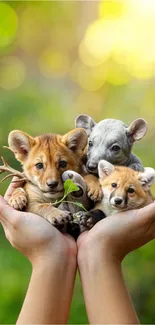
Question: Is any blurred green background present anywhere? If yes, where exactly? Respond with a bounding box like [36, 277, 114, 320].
[0, 0, 155, 323]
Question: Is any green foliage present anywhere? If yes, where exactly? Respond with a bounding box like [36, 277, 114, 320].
[53, 179, 79, 205]
[64, 179, 79, 196]
[53, 179, 87, 212]
[0, 2, 18, 48]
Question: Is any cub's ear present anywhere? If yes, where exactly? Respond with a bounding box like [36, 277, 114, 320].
[61, 128, 87, 154]
[8, 130, 35, 162]
[75, 114, 96, 136]
[98, 160, 114, 180]
[138, 167, 155, 187]
[127, 118, 147, 142]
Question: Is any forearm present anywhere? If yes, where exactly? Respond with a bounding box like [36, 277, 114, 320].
[78, 246, 139, 324]
[17, 255, 77, 324]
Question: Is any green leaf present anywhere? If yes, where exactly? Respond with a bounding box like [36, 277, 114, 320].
[64, 179, 79, 197]
[71, 202, 87, 212]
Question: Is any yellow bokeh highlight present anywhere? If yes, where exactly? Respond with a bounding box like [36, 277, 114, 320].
[71, 60, 106, 91]
[39, 49, 69, 78]
[79, 0, 155, 84]
[84, 19, 116, 62]
[0, 57, 26, 90]
[127, 0, 155, 19]
[0, 2, 18, 48]
[106, 61, 131, 86]
[127, 60, 154, 80]
[99, 0, 125, 19]
[18, 5, 51, 54]
[79, 41, 103, 67]
[73, 91, 103, 115]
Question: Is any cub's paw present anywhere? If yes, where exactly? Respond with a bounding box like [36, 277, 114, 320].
[9, 188, 28, 210]
[74, 210, 87, 226]
[129, 163, 143, 172]
[66, 221, 80, 240]
[75, 209, 106, 231]
[74, 211, 89, 232]
[87, 186, 103, 202]
[62, 170, 86, 198]
[49, 210, 73, 232]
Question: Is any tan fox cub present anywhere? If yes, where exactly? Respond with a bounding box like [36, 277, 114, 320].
[2, 128, 100, 228]
[77, 160, 155, 230]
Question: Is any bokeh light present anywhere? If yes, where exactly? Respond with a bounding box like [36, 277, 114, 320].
[0, 57, 26, 90]
[72, 91, 103, 116]
[83, 19, 116, 64]
[0, 2, 18, 48]
[18, 4, 50, 55]
[99, 0, 126, 19]
[39, 49, 69, 78]
[79, 0, 155, 84]
[71, 60, 106, 91]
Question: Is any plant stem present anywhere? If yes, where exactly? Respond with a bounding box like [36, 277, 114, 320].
[55, 200, 88, 212]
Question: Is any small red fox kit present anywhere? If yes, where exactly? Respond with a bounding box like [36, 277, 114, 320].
[78, 160, 155, 230]
[2, 128, 100, 227]
[97, 160, 155, 213]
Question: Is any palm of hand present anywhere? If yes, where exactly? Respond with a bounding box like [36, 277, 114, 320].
[77, 206, 155, 261]
[3, 209, 77, 262]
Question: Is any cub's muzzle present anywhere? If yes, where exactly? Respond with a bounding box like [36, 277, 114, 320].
[110, 196, 125, 208]
[86, 162, 98, 173]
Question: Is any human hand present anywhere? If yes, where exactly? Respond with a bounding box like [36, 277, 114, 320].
[77, 203, 155, 262]
[0, 179, 77, 265]
[1, 179, 78, 324]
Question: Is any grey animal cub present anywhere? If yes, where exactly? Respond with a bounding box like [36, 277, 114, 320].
[76, 115, 147, 173]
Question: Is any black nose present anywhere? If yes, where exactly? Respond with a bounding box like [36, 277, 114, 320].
[46, 180, 58, 189]
[87, 162, 97, 171]
[114, 198, 123, 205]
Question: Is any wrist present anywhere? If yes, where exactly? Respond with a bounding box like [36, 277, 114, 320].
[27, 232, 77, 267]
[78, 236, 121, 270]
[30, 242, 76, 268]
[32, 249, 77, 273]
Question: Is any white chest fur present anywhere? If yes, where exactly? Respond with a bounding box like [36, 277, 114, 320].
[95, 188, 117, 216]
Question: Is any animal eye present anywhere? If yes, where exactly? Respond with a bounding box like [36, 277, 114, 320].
[89, 140, 93, 147]
[111, 183, 117, 188]
[36, 162, 43, 169]
[127, 188, 135, 193]
[112, 145, 120, 152]
[59, 160, 67, 168]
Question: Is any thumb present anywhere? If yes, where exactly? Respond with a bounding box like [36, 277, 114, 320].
[4, 177, 25, 202]
[0, 195, 20, 225]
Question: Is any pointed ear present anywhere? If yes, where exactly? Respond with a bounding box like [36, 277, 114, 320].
[75, 115, 96, 136]
[61, 128, 88, 154]
[138, 167, 155, 187]
[127, 118, 147, 142]
[98, 160, 114, 180]
[8, 130, 35, 162]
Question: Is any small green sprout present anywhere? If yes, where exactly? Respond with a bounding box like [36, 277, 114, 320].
[53, 179, 87, 212]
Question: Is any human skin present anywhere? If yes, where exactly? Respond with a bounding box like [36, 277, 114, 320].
[0, 179, 77, 324]
[77, 203, 155, 324]
[2, 179, 155, 324]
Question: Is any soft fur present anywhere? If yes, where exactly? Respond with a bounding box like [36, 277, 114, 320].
[8, 129, 98, 228]
[76, 115, 147, 174]
[76, 161, 155, 230]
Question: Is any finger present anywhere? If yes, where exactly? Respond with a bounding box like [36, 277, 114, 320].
[4, 177, 25, 202]
[0, 195, 21, 226]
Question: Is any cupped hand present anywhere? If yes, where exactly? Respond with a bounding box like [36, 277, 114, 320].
[77, 203, 155, 262]
[0, 179, 77, 265]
